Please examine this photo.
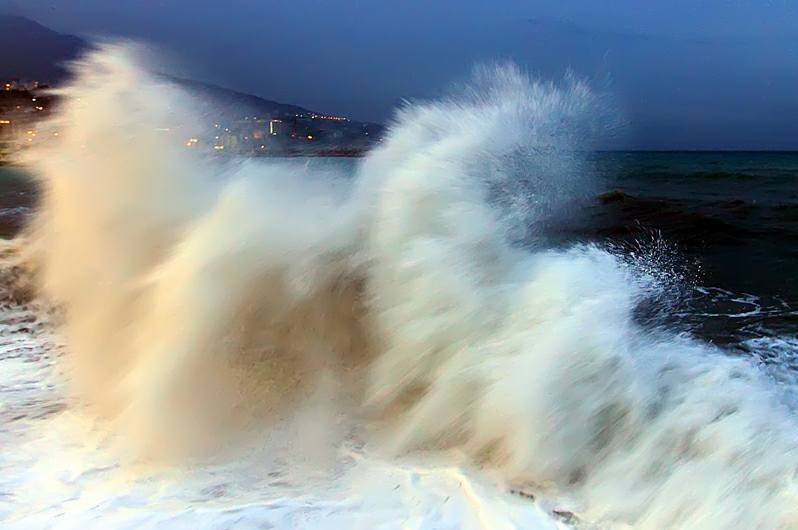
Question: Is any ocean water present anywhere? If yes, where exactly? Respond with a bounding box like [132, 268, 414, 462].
[590, 151, 798, 344]
[4, 152, 795, 346]
[2, 45, 798, 529]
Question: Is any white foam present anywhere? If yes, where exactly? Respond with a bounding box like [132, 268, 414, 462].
[0, 316, 562, 529]
[11, 44, 798, 528]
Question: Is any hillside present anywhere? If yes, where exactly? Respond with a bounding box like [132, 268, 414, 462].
[0, 15, 382, 135]
[0, 15, 87, 82]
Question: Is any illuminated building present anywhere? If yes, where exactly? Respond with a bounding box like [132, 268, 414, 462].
[269, 119, 284, 136]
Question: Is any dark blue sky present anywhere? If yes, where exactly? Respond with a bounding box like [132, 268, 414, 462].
[7, 0, 798, 149]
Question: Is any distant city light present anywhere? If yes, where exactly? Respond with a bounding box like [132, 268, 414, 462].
[0, 89, 378, 156]
[310, 114, 348, 121]
[269, 119, 282, 136]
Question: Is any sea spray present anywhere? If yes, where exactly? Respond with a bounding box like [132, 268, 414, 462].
[23, 44, 798, 528]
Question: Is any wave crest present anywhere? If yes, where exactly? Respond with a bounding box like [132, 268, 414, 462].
[24, 44, 798, 528]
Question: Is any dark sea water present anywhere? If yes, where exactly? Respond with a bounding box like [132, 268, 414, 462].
[587, 152, 798, 352]
[0, 166, 34, 239]
[1, 151, 796, 360]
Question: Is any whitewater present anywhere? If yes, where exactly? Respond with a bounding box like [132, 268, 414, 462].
[2, 44, 798, 529]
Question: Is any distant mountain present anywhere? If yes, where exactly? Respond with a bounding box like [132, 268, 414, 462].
[0, 14, 314, 117]
[0, 15, 381, 132]
[164, 76, 315, 120]
[0, 15, 87, 82]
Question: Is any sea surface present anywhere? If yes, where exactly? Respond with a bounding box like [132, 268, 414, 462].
[6, 49, 798, 529]
[4, 150, 796, 349]
[2, 149, 798, 529]
[584, 152, 798, 357]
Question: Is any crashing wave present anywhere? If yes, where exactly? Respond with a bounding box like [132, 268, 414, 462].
[21, 44, 798, 528]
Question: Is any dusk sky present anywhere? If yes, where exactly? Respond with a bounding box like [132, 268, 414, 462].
[7, 0, 798, 149]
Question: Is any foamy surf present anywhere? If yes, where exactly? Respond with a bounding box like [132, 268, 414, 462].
[1, 239, 566, 530]
[4, 43, 798, 528]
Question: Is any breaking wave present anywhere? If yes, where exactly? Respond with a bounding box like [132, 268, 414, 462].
[21, 44, 798, 528]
